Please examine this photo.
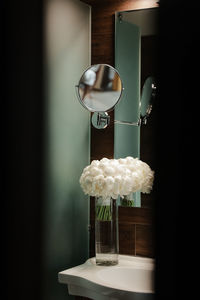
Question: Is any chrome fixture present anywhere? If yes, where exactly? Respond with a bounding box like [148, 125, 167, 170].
[76, 64, 156, 129]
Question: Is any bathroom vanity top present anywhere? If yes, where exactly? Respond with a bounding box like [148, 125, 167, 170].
[58, 255, 155, 300]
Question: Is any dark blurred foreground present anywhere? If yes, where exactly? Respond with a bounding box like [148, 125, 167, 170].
[2, 0, 200, 299]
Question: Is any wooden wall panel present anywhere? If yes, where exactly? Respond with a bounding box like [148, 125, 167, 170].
[119, 207, 155, 258]
[119, 223, 136, 255]
[136, 224, 154, 257]
[119, 207, 154, 224]
[90, 112, 114, 161]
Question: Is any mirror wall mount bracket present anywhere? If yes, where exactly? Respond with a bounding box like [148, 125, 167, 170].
[91, 112, 110, 129]
[91, 113, 148, 129]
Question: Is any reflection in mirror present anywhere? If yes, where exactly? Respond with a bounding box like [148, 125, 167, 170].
[77, 64, 123, 112]
[115, 7, 158, 208]
[140, 76, 156, 124]
[139, 8, 158, 208]
[114, 76, 157, 126]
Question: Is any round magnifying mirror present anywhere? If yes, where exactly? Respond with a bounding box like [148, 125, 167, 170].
[140, 76, 156, 123]
[77, 64, 123, 112]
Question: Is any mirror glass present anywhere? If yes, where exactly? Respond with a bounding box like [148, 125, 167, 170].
[115, 6, 158, 208]
[77, 64, 123, 112]
[140, 76, 156, 119]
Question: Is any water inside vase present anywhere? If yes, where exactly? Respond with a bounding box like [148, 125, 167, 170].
[95, 198, 118, 266]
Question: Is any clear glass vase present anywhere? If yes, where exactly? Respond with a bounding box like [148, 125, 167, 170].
[95, 196, 118, 266]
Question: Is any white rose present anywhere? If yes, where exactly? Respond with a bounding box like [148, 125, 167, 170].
[109, 159, 119, 168]
[83, 170, 90, 178]
[81, 175, 93, 193]
[123, 175, 133, 195]
[118, 158, 127, 164]
[90, 166, 102, 176]
[125, 156, 134, 164]
[91, 160, 100, 168]
[104, 166, 115, 176]
[105, 176, 115, 191]
[116, 164, 126, 175]
[128, 163, 137, 172]
[82, 165, 90, 172]
[99, 161, 109, 172]
[131, 172, 143, 192]
[125, 168, 132, 176]
[100, 157, 110, 164]
[141, 170, 154, 193]
[112, 175, 121, 195]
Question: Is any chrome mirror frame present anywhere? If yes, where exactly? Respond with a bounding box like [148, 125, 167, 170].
[76, 65, 157, 129]
[76, 64, 124, 129]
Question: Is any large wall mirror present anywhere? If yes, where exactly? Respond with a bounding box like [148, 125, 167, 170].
[115, 7, 158, 208]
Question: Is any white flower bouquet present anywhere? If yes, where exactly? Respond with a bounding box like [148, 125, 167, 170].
[80, 156, 154, 198]
[79, 156, 154, 220]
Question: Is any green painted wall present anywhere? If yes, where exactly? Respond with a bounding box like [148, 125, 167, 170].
[43, 1, 91, 299]
[115, 16, 141, 206]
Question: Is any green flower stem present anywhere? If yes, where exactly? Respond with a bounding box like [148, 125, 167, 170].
[96, 205, 111, 221]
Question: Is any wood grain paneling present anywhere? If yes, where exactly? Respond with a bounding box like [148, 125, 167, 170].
[90, 111, 114, 161]
[119, 207, 154, 224]
[119, 223, 136, 255]
[136, 224, 154, 257]
[119, 207, 154, 257]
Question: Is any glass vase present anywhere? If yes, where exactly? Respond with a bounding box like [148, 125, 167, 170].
[95, 196, 118, 266]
